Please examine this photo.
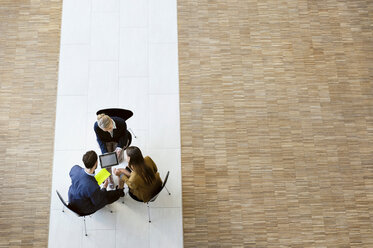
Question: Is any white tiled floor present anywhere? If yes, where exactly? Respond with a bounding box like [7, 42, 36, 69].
[119, 28, 148, 77]
[49, 0, 182, 247]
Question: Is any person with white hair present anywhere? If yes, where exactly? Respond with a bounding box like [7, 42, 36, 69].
[94, 113, 131, 189]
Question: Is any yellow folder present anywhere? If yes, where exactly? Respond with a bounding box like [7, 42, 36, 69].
[94, 168, 111, 185]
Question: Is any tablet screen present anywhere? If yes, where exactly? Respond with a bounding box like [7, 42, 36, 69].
[99, 152, 118, 168]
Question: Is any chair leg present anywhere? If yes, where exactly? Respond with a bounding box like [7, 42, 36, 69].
[165, 186, 171, 195]
[129, 128, 137, 139]
[83, 217, 88, 236]
[147, 204, 151, 223]
[105, 206, 113, 213]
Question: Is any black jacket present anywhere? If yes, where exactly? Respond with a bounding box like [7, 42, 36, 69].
[94, 116, 128, 154]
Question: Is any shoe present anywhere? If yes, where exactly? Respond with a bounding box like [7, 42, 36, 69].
[116, 186, 125, 197]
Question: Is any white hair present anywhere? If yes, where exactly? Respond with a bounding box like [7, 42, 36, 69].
[97, 114, 111, 129]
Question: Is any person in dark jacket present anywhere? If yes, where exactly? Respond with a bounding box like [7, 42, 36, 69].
[68, 150, 124, 215]
[94, 113, 131, 188]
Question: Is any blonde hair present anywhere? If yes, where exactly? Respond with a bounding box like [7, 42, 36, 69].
[97, 114, 112, 129]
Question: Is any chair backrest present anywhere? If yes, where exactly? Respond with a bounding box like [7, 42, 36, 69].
[96, 108, 133, 121]
[56, 190, 87, 217]
[162, 171, 170, 189]
[56, 190, 69, 208]
[148, 171, 170, 203]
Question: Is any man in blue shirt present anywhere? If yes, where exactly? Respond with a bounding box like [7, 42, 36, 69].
[68, 150, 124, 215]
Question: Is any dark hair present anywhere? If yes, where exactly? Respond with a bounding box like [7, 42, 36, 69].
[82, 150, 98, 169]
[126, 146, 155, 184]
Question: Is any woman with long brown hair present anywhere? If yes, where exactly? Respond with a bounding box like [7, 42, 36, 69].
[113, 146, 162, 202]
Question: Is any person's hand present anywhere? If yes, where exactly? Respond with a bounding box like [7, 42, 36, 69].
[103, 179, 109, 188]
[113, 168, 121, 177]
[115, 148, 124, 163]
[115, 147, 122, 157]
[118, 178, 125, 189]
[123, 169, 131, 177]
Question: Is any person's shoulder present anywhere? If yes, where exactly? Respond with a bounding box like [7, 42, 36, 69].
[112, 116, 122, 121]
[94, 121, 100, 131]
[70, 165, 83, 173]
[112, 116, 125, 124]
[144, 156, 151, 163]
[112, 117, 126, 130]
[70, 165, 83, 177]
[144, 156, 156, 166]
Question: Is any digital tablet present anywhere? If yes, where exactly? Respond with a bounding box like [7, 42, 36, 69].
[99, 152, 119, 168]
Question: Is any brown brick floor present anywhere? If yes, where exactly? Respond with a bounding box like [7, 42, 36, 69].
[178, 0, 373, 247]
[0, 1, 61, 247]
[1, 0, 373, 247]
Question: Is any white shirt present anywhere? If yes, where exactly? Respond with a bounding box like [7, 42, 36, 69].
[84, 170, 95, 177]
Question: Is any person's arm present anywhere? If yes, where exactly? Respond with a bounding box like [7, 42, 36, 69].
[120, 174, 138, 191]
[69, 165, 80, 178]
[120, 173, 129, 183]
[94, 123, 107, 154]
[116, 135, 128, 150]
[90, 188, 108, 206]
[89, 180, 109, 206]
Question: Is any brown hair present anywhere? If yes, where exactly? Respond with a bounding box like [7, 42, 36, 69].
[126, 146, 155, 184]
[82, 150, 98, 169]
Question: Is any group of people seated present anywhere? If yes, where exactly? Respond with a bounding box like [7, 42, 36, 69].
[67, 113, 163, 215]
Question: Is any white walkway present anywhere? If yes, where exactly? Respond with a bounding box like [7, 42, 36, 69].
[48, 0, 182, 247]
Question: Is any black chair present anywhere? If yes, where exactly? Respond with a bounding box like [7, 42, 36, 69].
[96, 108, 137, 148]
[96, 108, 133, 122]
[121, 172, 171, 222]
[146, 171, 171, 223]
[56, 190, 93, 236]
[122, 171, 171, 223]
